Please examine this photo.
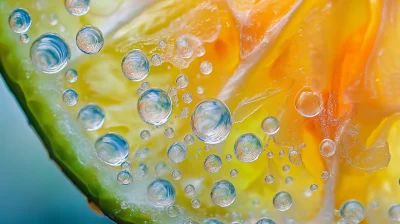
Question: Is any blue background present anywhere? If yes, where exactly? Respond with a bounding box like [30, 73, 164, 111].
[0, 77, 113, 224]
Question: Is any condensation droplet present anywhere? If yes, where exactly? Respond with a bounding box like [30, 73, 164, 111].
[267, 151, 274, 159]
[226, 154, 232, 161]
[158, 40, 167, 49]
[155, 162, 170, 176]
[256, 218, 276, 224]
[132, 162, 148, 180]
[282, 165, 290, 172]
[150, 54, 162, 66]
[49, 13, 58, 26]
[120, 201, 129, 210]
[121, 161, 131, 170]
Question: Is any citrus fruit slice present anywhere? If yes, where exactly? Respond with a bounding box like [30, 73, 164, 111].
[1, 0, 400, 223]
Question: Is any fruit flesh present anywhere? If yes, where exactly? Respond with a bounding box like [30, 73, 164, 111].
[2, 0, 400, 223]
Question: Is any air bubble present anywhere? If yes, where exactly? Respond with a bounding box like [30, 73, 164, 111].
[184, 134, 194, 145]
[282, 165, 290, 172]
[388, 204, 400, 221]
[321, 171, 329, 180]
[320, 138, 336, 157]
[117, 170, 133, 185]
[200, 61, 213, 75]
[30, 33, 71, 74]
[234, 133, 262, 163]
[120, 201, 128, 210]
[49, 14, 58, 25]
[310, 184, 318, 192]
[8, 8, 31, 34]
[167, 142, 187, 163]
[191, 99, 232, 144]
[176, 74, 189, 89]
[134, 147, 149, 159]
[132, 162, 148, 180]
[210, 180, 236, 207]
[265, 174, 274, 184]
[184, 184, 195, 197]
[62, 89, 78, 106]
[204, 218, 223, 224]
[285, 176, 294, 185]
[273, 191, 292, 211]
[155, 162, 170, 176]
[158, 40, 167, 49]
[230, 169, 238, 177]
[279, 150, 285, 157]
[196, 86, 204, 94]
[295, 89, 323, 118]
[164, 127, 175, 139]
[339, 200, 364, 223]
[226, 154, 232, 161]
[171, 170, 182, 180]
[182, 93, 193, 104]
[176, 35, 193, 58]
[140, 130, 151, 140]
[122, 50, 150, 81]
[20, 33, 30, 44]
[191, 198, 201, 209]
[288, 148, 302, 165]
[256, 218, 276, 224]
[121, 161, 131, 170]
[77, 104, 105, 131]
[94, 133, 129, 166]
[261, 116, 280, 135]
[137, 88, 172, 126]
[65, 0, 90, 16]
[204, 154, 222, 173]
[147, 178, 176, 207]
[150, 54, 162, 66]
[65, 69, 78, 83]
[167, 205, 179, 217]
[267, 151, 274, 158]
[76, 25, 104, 54]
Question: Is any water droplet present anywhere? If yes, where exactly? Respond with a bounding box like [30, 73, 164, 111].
[62, 89, 78, 106]
[191, 99, 232, 144]
[191, 198, 201, 209]
[273, 191, 292, 211]
[184, 184, 195, 197]
[339, 200, 364, 223]
[288, 148, 302, 165]
[265, 174, 274, 184]
[167, 205, 179, 217]
[164, 127, 175, 138]
[150, 54, 162, 66]
[65, 0, 90, 16]
[117, 170, 133, 185]
[140, 130, 151, 140]
[76, 26, 104, 54]
[210, 180, 236, 207]
[320, 138, 336, 157]
[8, 8, 31, 34]
[158, 40, 167, 49]
[234, 133, 262, 163]
[200, 61, 213, 75]
[167, 142, 187, 163]
[171, 170, 182, 180]
[134, 147, 149, 159]
[204, 154, 222, 173]
[295, 89, 323, 118]
[204, 218, 223, 224]
[137, 88, 172, 126]
[182, 92, 193, 104]
[94, 133, 129, 166]
[226, 154, 232, 161]
[310, 184, 318, 192]
[65, 69, 78, 83]
[321, 171, 329, 180]
[176, 74, 189, 89]
[120, 201, 129, 210]
[267, 151, 274, 158]
[155, 162, 170, 176]
[285, 176, 294, 185]
[121, 161, 131, 170]
[230, 169, 238, 177]
[132, 162, 148, 180]
[176, 35, 193, 58]
[196, 86, 204, 94]
[30, 33, 71, 74]
[147, 178, 176, 207]
[261, 116, 280, 135]
[20, 33, 30, 44]
[184, 134, 194, 145]
[77, 104, 105, 131]
[388, 204, 400, 221]
[122, 49, 150, 81]
[282, 165, 290, 172]
[256, 218, 276, 224]
[49, 13, 58, 25]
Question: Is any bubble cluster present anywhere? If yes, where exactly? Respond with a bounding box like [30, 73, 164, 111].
[261, 116, 280, 135]
[30, 33, 71, 74]
[77, 104, 105, 131]
[273, 191, 292, 211]
[191, 99, 232, 144]
[147, 179, 176, 207]
[137, 88, 172, 126]
[65, 69, 78, 83]
[62, 89, 78, 106]
[200, 61, 213, 75]
[94, 133, 129, 166]
[210, 180, 236, 207]
[320, 138, 336, 157]
[295, 89, 323, 118]
[122, 50, 150, 81]
[167, 142, 187, 163]
[204, 154, 222, 173]
[339, 200, 364, 223]
[65, 0, 90, 16]
[388, 204, 400, 221]
[76, 26, 104, 54]
[256, 218, 276, 224]
[8, 8, 31, 34]
[234, 133, 262, 163]
[117, 170, 133, 185]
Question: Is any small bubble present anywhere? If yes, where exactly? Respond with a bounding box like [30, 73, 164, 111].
[62, 89, 78, 106]
[184, 220, 201, 224]
[132, 162, 148, 180]
[138, 89, 172, 126]
[267, 151, 274, 158]
[121, 161, 131, 170]
[182, 93, 193, 104]
[65, 69, 78, 83]
[155, 162, 170, 176]
[176, 74, 189, 89]
[320, 138, 336, 157]
[230, 169, 238, 177]
[171, 170, 182, 180]
[167, 205, 179, 217]
[339, 200, 364, 223]
[265, 174, 274, 184]
[77, 104, 105, 131]
[303, 188, 312, 198]
[200, 61, 213, 75]
[288, 148, 302, 165]
[226, 154, 232, 161]
[273, 191, 292, 211]
[388, 204, 400, 221]
[253, 199, 260, 206]
[256, 218, 276, 224]
[150, 54, 163, 66]
[180, 107, 189, 118]
[164, 127, 175, 139]
[169, 87, 178, 96]
[147, 178, 176, 207]
[76, 26, 104, 54]
[167, 142, 187, 163]
[117, 170, 133, 185]
[282, 165, 290, 172]
[295, 88, 323, 118]
[191, 198, 201, 209]
[310, 184, 318, 192]
[65, 0, 90, 16]
[95, 133, 129, 166]
[140, 130, 151, 140]
[9, 8, 32, 34]
[204, 154, 222, 173]
[120, 201, 129, 210]
[261, 116, 280, 135]
[210, 180, 236, 207]
[184, 134, 194, 145]
[176, 35, 193, 58]
[279, 150, 285, 157]
[20, 33, 30, 44]
[122, 49, 150, 81]
[234, 133, 263, 163]
[204, 219, 223, 224]
[184, 184, 195, 197]
[49, 13, 58, 25]
[285, 176, 294, 185]
[196, 86, 204, 94]
[134, 147, 149, 159]
[158, 40, 167, 49]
